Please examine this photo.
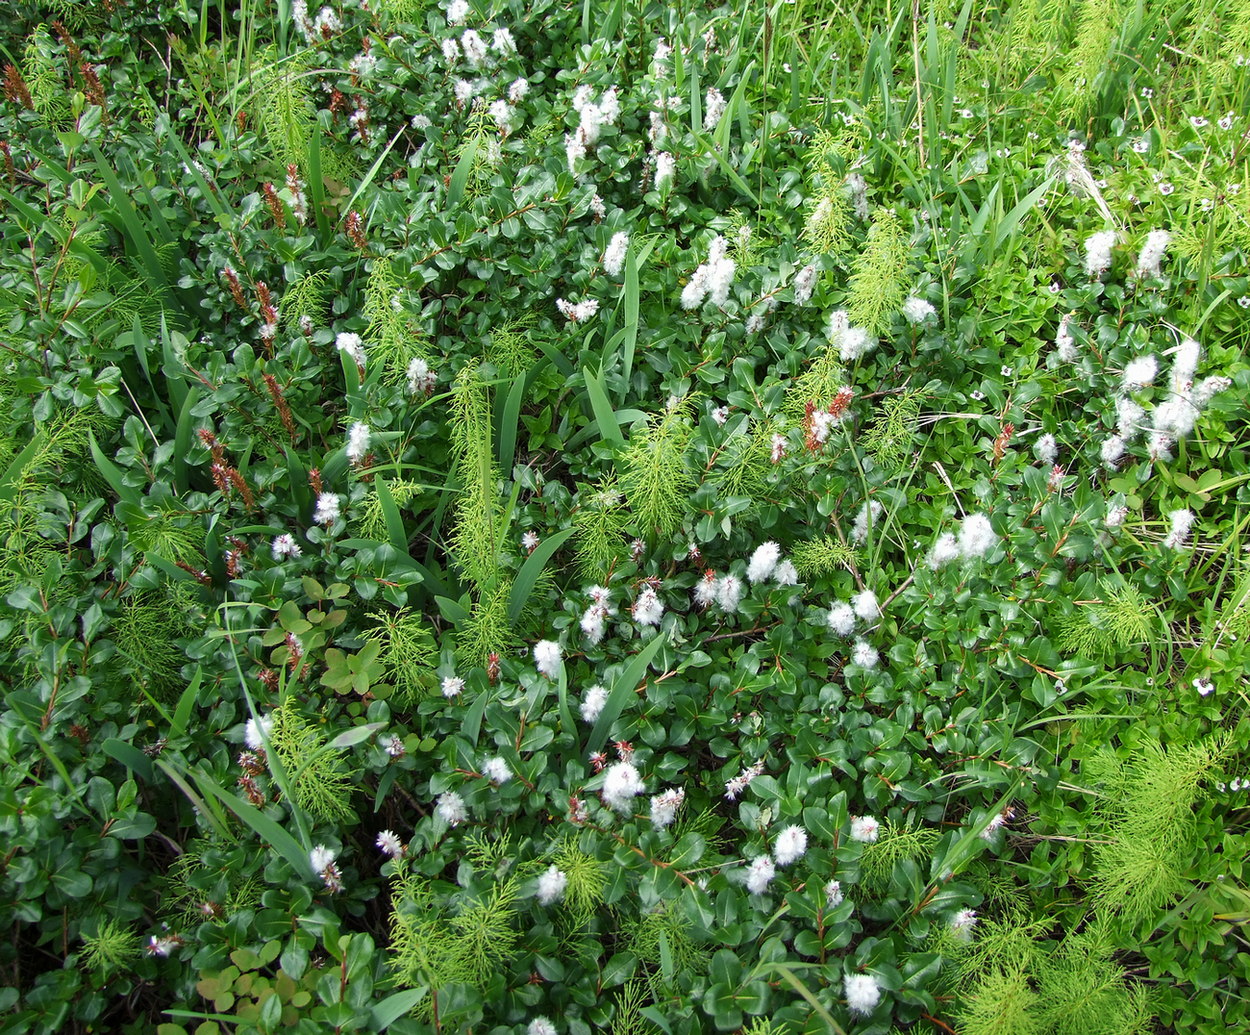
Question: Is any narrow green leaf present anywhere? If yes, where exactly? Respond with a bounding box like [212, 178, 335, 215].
[0, 432, 47, 503]
[447, 134, 480, 212]
[621, 250, 639, 396]
[587, 633, 668, 755]
[89, 431, 142, 505]
[102, 738, 155, 783]
[173, 385, 201, 496]
[463, 685, 489, 747]
[171, 667, 203, 739]
[508, 526, 576, 623]
[370, 988, 428, 1029]
[326, 722, 386, 750]
[584, 365, 624, 449]
[154, 759, 231, 840]
[194, 769, 312, 878]
[691, 131, 760, 204]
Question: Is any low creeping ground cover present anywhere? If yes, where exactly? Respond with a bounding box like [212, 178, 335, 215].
[0, 0, 1248, 1032]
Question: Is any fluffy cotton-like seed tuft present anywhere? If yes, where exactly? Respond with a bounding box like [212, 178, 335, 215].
[928, 532, 960, 569]
[827, 602, 856, 636]
[346, 421, 371, 463]
[376, 830, 404, 857]
[793, 264, 819, 304]
[406, 357, 437, 394]
[573, 686, 608, 728]
[1135, 229, 1171, 278]
[851, 501, 884, 544]
[1084, 230, 1117, 277]
[632, 585, 665, 627]
[536, 865, 568, 906]
[602, 761, 645, 813]
[533, 640, 562, 678]
[774, 560, 799, 586]
[745, 855, 776, 894]
[716, 574, 743, 613]
[528, 1020, 557, 1035]
[271, 533, 301, 560]
[435, 791, 467, 826]
[852, 590, 880, 621]
[747, 542, 781, 583]
[1122, 355, 1158, 391]
[773, 825, 808, 867]
[314, 492, 342, 525]
[482, 757, 512, 784]
[602, 232, 629, 276]
[825, 879, 844, 907]
[1162, 508, 1194, 550]
[1035, 434, 1057, 464]
[850, 815, 880, 842]
[844, 973, 881, 1016]
[950, 908, 978, 941]
[650, 787, 685, 830]
[309, 844, 337, 873]
[901, 296, 935, 324]
[244, 714, 273, 750]
[957, 513, 996, 559]
[852, 639, 879, 668]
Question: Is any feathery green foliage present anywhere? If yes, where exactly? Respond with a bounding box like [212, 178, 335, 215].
[551, 839, 606, 926]
[362, 607, 437, 704]
[79, 919, 139, 976]
[270, 702, 355, 823]
[862, 390, 922, 470]
[573, 480, 629, 581]
[1086, 735, 1227, 925]
[958, 966, 1042, 1035]
[847, 208, 910, 333]
[620, 401, 695, 538]
[449, 364, 504, 589]
[249, 48, 317, 172]
[791, 536, 855, 579]
[859, 820, 940, 895]
[365, 256, 424, 384]
[786, 345, 848, 417]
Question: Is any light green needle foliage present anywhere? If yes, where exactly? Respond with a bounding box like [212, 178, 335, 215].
[791, 536, 855, 580]
[79, 918, 139, 976]
[270, 702, 355, 823]
[551, 839, 606, 926]
[365, 256, 424, 383]
[1036, 930, 1155, 1035]
[620, 400, 695, 538]
[1057, 583, 1159, 657]
[362, 607, 437, 704]
[611, 980, 660, 1035]
[711, 420, 774, 503]
[859, 820, 940, 896]
[23, 26, 72, 127]
[457, 575, 516, 666]
[1059, 0, 1122, 121]
[573, 480, 629, 581]
[1086, 735, 1227, 925]
[357, 480, 423, 542]
[862, 390, 922, 470]
[958, 966, 1042, 1035]
[847, 208, 910, 334]
[114, 592, 187, 701]
[249, 48, 317, 172]
[625, 901, 708, 991]
[449, 364, 505, 593]
[282, 270, 331, 331]
[485, 315, 537, 378]
[785, 345, 848, 417]
[388, 864, 521, 1001]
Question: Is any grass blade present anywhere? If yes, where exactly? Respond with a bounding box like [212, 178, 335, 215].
[586, 632, 668, 755]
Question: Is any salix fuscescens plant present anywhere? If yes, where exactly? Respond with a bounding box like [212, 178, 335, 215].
[0, 0, 1247, 1032]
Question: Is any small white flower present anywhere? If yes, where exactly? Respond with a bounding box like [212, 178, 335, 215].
[824, 879, 844, 907]
[1101, 435, 1126, 466]
[536, 865, 568, 906]
[482, 756, 512, 784]
[521, 530, 540, 552]
[650, 787, 685, 830]
[773, 825, 808, 867]
[435, 790, 467, 826]
[527, 1019, 557, 1035]
[851, 501, 884, 544]
[581, 684, 609, 723]
[793, 263, 819, 304]
[602, 761, 645, 813]
[441, 676, 465, 699]
[345, 421, 371, 464]
[1105, 503, 1129, 528]
[602, 232, 630, 276]
[957, 513, 996, 559]
[851, 639, 879, 669]
[406, 357, 437, 395]
[384, 735, 405, 758]
[534, 639, 562, 678]
[271, 533, 302, 560]
[901, 296, 935, 324]
[852, 589, 880, 621]
[711, 405, 730, 425]
[745, 855, 776, 894]
[747, 542, 782, 583]
[774, 560, 798, 586]
[827, 602, 856, 637]
[844, 973, 881, 1015]
[376, 830, 404, 857]
[725, 760, 765, 800]
[509, 77, 529, 104]
[1193, 678, 1215, 697]
[716, 574, 743, 613]
[314, 492, 342, 525]
[580, 604, 608, 645]
[244, 714, 273, 750]
[445, 0, 468, 24]
[980, 812, 1006, 840]
[850, 815, 880, 842]
[950, 908, 978, 940]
